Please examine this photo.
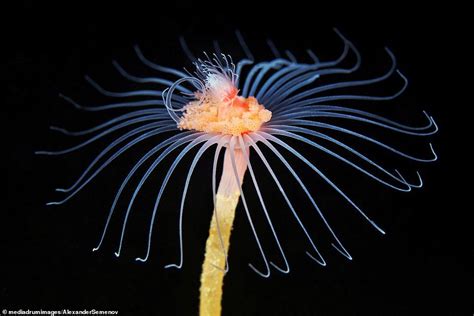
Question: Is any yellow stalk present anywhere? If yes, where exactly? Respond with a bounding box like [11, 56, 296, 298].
[199, 147, 248, 316]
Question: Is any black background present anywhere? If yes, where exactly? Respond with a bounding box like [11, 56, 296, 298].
[3, 3, 471, 316]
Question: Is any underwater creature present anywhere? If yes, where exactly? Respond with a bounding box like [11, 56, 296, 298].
[37, 29, 438, 316]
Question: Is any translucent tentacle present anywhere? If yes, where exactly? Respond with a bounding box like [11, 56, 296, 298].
[85, 75, 164, 98]
[266, 39, 281, 58]
[275, 70, 408, 108]
[263, 39, 362, 106]
[112, 60, 191, 94]
[55, 125, 180, 198]
[92, 132, 203, 253]
[248, 60, 291, 98]
[116, 134, 211, 257]
[264, 127, 415, 191]
[249, 132, 352, 261]
[234, 31, 255, 86]
[242, 59, 289, 98]
[285, 50, 297, 63]
[274, 47, 397, 109]
[260, 131, 386, 235]
[264, 62, 362, 105]
[396, 170, 424, 189]
[272, 109, 438, 136]
[235, 30, 254, 62]
[245, 134, 328, 266]
[35, 116, 172, 156]
[263, 72, 321, 107]
[211, 136, 232, 272]
[306, 49, 320, 63]
[238, 136, 290, 273]
[165, 135, 223, 269]
[135, 134, 212, 262]
[134, 44, 188, 78]
[58, 93, 165, 111]
[274, 106, 435, 132]
[256, 28, 353, 101]
[50, 109, 168, 136]
[213, 40, 222, 57]
[267, 119, 437, 162]
[163, 77, 204, 123]
[235, 59, 254, 87]
[229, 137, 270, 278]
[179, 36, 197, 62]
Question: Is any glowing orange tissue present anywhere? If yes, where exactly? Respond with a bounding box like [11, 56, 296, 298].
[178, 74, 272, 136]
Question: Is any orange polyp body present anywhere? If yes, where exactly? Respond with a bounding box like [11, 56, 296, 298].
[223, 87, 238, 103]
[231, 96, 250, 109]
[178, 78, 272, 136]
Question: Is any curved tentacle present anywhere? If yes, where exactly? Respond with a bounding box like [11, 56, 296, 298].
[274, 47, 397, 109]
[271, 109, 438, 136]
[242, 59, 289, 98]
[234, 30, 254, 86]
[247, 59, 290, 98]
[58, 93, 166, 111]
[163, 77, 204, 123]
[273, 105, 435, 132]
[54, 125, 180, 198]
[50, 109, 168, 136]
[249, 132, 352, 261]
[306, 49, 320, 64]
[263, 72, 321, 107]
[134, 134, 212, 261]
[213, 40, 222, 57]
[235, 30, 254, 62]
[85, 75, 164, 98]
[165, 135, 223, 269]
[229, 136, 271, 277]
[267, 119, 437, 162]
[259, 131, 386, 235]
[92, 132, 203, 253]
[284, 50, 297, 63]
[179, 36, 197, 62]
[210, 136, 232, 272]
[36, 116, 171, 156]
[263, 127, 416, 191]
[245, 134, 328, 266]
[112, 60, 191, 94]
[263, 39, 362, 106]
[256, 28, 353, 101]
[238, 136, 290, 273]
[266, 39, 281, 58]
[134, 45, 188, 78]
[274, 70, 408, 109]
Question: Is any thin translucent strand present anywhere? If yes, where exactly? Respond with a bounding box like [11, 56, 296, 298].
[135, 134, 212, 261]
[260, 131, 386, 235]
[92, 132, 203, 252]
[245, 134, 328, 265]
[165, 135, 223, 269]
[263, 127, 416, 191]
[238, 136, 290, 273]
[228, 136, 270, 277]
[250, 132, 352, 260]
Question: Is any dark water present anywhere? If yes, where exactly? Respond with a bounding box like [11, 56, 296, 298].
[3, 3, 470, 316]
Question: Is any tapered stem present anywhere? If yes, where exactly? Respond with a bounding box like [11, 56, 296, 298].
[199, 147, 248, 316]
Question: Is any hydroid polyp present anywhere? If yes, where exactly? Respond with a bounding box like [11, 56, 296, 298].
[37, 29, 438, 316]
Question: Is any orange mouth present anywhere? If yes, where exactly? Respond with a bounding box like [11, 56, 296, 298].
[178, 80, 272, 136]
